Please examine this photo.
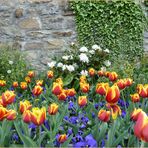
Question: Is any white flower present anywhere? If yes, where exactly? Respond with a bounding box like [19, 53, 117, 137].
[104, 60, 111, 67]
[89, 50, 95, 54]
[71, 42, 75, 46]
[57, 62, 63, 68]
[66, 65, 75, 72]
[101, 66, 106, 72]
[79, 46, 88, 52]
[79, 53, 89, 63]
[80, 70, 88, 76]
[62, 65, 67, 71]
[70, 55, 73, 60]
[7, 70, 11, 74]
[92, 44, 102, 51]
[47, 61, 56, 68]
[9, 60, 13, 65]
[62, 55, 70, 60]
[104, 48, 110, 53]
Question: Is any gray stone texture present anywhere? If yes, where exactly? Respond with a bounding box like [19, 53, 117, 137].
[0, 0, 76, 70]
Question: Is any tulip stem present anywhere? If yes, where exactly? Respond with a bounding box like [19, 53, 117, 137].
[140, 141, 145, 148]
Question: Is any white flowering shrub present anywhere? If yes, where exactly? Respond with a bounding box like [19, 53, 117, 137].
[0, 47, 29, 86]
[48, 43, 111, 80]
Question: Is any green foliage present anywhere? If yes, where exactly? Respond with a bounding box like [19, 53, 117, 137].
[0, 46, 30, 86]
[70, 0, 147, 61]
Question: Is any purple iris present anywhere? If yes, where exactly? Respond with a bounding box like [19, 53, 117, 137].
[28, 123, 37, 130]
[74, 134, 97, 147]
[69, 116, 78, 124]
[121, 110, 126, 118]
[12, 133, 19, 142]
[101, 139, 105, 147]
[44, 120, 50, 130]
[94, 103, 99, 109]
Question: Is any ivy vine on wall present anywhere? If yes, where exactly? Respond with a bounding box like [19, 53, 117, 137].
[70, 0, 147, 61]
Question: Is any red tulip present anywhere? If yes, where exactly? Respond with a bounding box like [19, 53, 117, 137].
[96, 83, 109, 95]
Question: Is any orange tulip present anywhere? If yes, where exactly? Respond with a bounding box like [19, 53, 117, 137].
[32, 85, 43, 96]
[88, 68, 96, 77]
[0, 80, 6, 87]
[98, 109, 110, 122]
[47, 70, 54, 79]
[0, 106, 8, 121]
[58, 134, 67, 143]
[105, 85, 120, 104]
[27, 71, 35, 78]
[22, 110, 32, 123]
[48, 103, 58, 115]
[36, 80, 43, 86]
[67, 88, 76, 97]
[19, 100, 32, 114]
[96, 83, 109, 95]
[20, 82, 27, 90]
[116, 79, 126, 90]
[2, 90, 16, 105]
[58, 91, 67, 101]
[6, 110, 17, 120]
[12, 81, 19, 88]
[98, 70, 104, 77]
[80, 83, 90, 93]
[78, 96, 87, 107]
[52, 83, 63, 96]
[106, 103, 121, 120]
[130, 93, 140, 103]
[105, 71, 110, 77]
[108, 72, 118, 81]
[137, 84, 148, 98]
[31, 107, 46, 126]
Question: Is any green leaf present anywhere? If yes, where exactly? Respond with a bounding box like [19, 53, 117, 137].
[63, 74, 74, 86]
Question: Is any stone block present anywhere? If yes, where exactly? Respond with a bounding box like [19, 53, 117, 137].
[15, 8, 24, 18]
[47, 39, 64, 49]
[27, 0, 52, 3]
[19, 18, 41, 29]
[52, 31, 72, 37]
[24, 42, 44, 50]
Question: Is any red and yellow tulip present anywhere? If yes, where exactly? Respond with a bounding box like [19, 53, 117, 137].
[47, 70, 54, 79]
[32, 85, 43, 96]
[67, 88, 76, 97]
[105, 84, 120, 104]
[131, 109, 148, 142]
[2, 90, 16, 105]
[137, 84, 148, 98]
[0, 80, 6, 87]
[52, 82, 63, 96]
[58, 134, 67, 143]
[19, 100, 32, 114]
[27, 71, 35, 78]
[106, 103, 121, 120]
[96, 83, 109, 96]
[20, 82, 27, 90]
[125, 78, 133, 87]
[22, 110, 32, 123]
[48, 103, 58, 115]
[12, 81, 19, 88]
[78, 96, 87, 107]
[116, 79, 126, 90]
[130, 93, 140, 103]
[36, 80, 43, 86]
[0, 106, 8, 121]
[6, 110, 17, 120]
[31, 107, 46, 126]
[98, 109, 110, 122]
[131, 108, 143, 121]
[56, 78, 63, 87]
[98, 70, 104, 77]
[88, 68, 96, 77]
[108, 72, 118, 81]
[25, 76, 31, 83]
[58, 91, 67, 101]
[80, 83, 90, 93]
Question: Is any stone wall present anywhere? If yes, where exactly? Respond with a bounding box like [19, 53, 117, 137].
[0, 0, 76, 70]
[0, 0, 147, 70]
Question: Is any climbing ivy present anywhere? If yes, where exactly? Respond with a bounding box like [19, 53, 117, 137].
[70, 0, 147, 61]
